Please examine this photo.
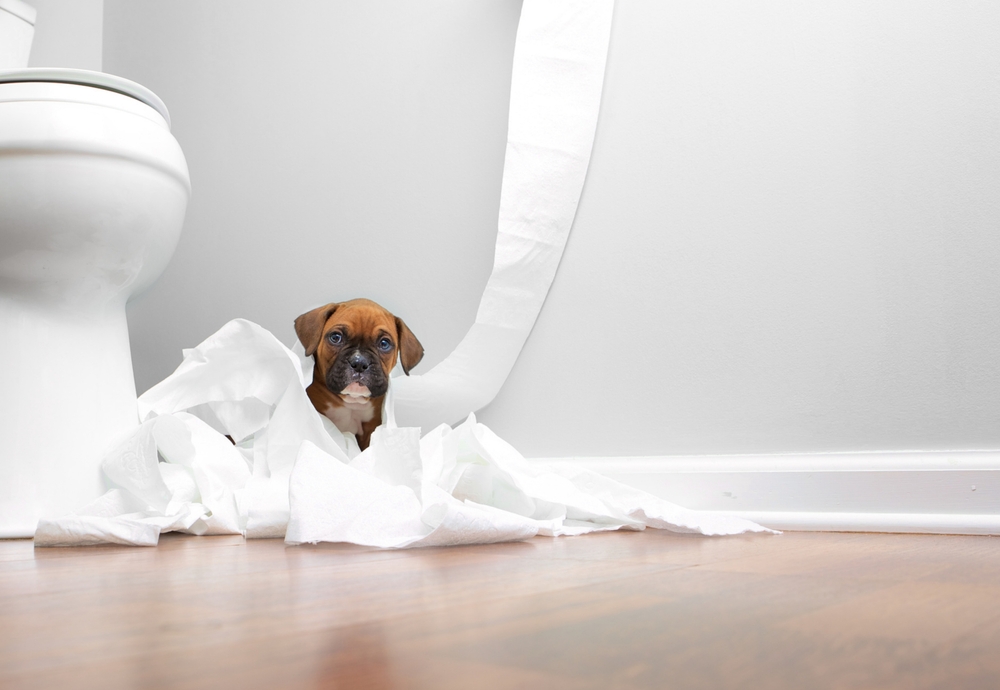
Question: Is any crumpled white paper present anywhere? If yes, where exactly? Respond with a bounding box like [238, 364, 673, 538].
[35, 320, 772, 547]
[394, 0, 618, 429]
[35, 319, 350, 545]
[33, 0, 775, 547]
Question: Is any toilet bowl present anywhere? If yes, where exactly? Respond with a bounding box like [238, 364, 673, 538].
[0, 69, 190, 537]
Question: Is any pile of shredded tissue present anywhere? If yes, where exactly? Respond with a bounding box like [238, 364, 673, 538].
[35, 320, 771, 547]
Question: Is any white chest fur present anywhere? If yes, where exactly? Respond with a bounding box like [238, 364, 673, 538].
[322, 400, 375, 436]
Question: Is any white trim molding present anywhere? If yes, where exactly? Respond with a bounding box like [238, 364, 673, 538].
[532, 450, 1000, 535]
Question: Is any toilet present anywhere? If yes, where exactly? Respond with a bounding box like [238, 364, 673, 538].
[0, 68, 190, 537]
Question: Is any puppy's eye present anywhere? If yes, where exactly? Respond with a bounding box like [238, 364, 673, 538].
[327, 332, 343, 345]
[378, 337, 393, 352]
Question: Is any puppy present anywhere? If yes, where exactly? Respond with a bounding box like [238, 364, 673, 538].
[294, 299, 423, 450]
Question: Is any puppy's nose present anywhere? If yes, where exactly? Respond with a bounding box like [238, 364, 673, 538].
[348, 351, 370, 372]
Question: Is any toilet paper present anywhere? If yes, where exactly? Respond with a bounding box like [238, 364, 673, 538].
[35, 320, 772, 547]
[33, 0, 775, 547]
[393, 0, 618, 429]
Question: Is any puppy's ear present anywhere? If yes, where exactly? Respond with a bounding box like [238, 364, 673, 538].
[294, 303, 339, 357]
[395, 317, 424, 375]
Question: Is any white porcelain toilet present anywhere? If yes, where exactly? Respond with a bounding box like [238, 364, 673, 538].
[0, 68, 190, 536]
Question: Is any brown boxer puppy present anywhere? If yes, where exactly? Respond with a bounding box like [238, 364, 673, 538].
[294, 299, 423, 450]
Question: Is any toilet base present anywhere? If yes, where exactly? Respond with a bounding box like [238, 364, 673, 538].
[0, 299, 140, 538]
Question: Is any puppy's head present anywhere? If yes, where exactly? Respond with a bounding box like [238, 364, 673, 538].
[294, 299, 423, 404]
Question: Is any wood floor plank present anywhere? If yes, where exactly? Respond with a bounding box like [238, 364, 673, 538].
[2, 531, 1000, 689]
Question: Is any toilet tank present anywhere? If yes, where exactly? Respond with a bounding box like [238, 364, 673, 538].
[0, 0, 35, 69]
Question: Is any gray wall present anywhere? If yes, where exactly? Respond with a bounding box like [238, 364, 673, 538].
[28, 0, 103, 70]
[105, 0, 517, 388]
[482, 0, 1000, 456]
[105, 1, 1000, 458]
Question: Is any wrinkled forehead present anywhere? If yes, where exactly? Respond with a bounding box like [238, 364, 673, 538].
[324, 302, 395, 339]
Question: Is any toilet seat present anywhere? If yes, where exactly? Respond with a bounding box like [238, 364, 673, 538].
[0, 67, 171, 126]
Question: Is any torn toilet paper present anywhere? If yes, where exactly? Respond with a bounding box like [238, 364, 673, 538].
[35, 319, 772, 547]
[34, 0, 775, 547]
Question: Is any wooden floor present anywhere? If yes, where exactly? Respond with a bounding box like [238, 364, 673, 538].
[2, 530, 1000, 689]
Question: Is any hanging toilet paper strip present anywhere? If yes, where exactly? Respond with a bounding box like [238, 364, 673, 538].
[393, 0, 617, 429]
[34, 320, 773, 547]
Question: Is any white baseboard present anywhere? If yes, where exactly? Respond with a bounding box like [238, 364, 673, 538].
[530, 450, 1000, 535]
